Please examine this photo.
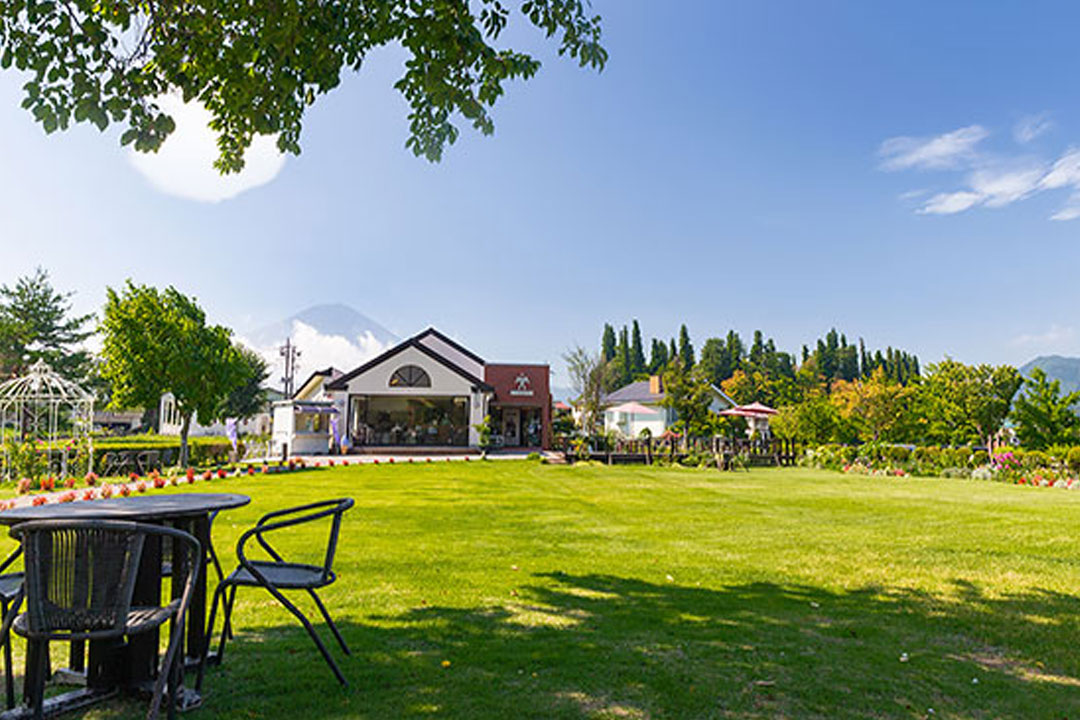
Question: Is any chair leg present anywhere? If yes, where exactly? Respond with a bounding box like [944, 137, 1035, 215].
[306, 589, 350, 655]
[1, 598, 13, 710]
[196, 583, 227, 693]
[26, 639, 47, 720]
[265, 587, 348, 687]
[223, 586, 238, 641]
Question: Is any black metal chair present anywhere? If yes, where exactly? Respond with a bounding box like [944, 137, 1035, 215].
[198, 498, 354, 690]
[0, 520, 201, 720]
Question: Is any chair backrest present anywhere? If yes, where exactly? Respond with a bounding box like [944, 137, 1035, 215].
[12, 520, 147, 639]
[320, 499, 353, 579]
[249, 498, 354, 582]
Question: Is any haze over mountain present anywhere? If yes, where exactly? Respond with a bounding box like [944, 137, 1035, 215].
[239, 304, 398, 392]
[1019, 356, 1080, 396]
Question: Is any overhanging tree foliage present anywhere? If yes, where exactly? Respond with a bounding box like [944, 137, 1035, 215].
[0, 0, 606, 172]
[100, 281, 246, 465]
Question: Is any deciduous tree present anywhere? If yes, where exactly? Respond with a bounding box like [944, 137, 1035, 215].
[1012, 367, 1080, 450]
[100, 282, 246, 465]
[0, 0, 606, 171]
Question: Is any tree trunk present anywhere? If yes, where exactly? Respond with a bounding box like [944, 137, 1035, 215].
[180, 413, 192, 468]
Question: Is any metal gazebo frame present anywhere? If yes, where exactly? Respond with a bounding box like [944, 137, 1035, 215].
[0, 359, 95, 481]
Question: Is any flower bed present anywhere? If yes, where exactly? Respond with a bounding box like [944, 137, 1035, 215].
[805, 443, 1080, 491]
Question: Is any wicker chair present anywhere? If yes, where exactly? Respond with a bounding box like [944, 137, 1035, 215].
[198, 498, 354, 690]
[0, 520, 201, 720]
[0, 548, 23, 710]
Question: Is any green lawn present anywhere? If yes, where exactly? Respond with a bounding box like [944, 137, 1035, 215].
[11, 462, 1080, 718]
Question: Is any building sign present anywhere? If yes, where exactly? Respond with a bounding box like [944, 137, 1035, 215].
[509, 373, 534, 397]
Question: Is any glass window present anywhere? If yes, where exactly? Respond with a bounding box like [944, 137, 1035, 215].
[349, 395, 468, 446]
[389, 365, 432, 388]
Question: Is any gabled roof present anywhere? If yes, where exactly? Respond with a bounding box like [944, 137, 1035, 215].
[601, 380, 736, 408]
[325, 335, 492, 392]
[602, 380, 662, 405]
[293, 367, 342, 399]
[413, 327, 486, 366]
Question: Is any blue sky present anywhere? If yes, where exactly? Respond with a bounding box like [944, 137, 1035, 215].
[2, 1, 1079, 384]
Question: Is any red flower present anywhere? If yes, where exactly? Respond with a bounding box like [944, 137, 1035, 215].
[342, 460, 349, 466]
[100, 484, 114, 499]
[153, 476, 166, 489]
[373, 459, 379, 465]
[247, 466, 255, 476]
[388, 458, 395, 464]
[136, 481, 147, 493]
[81, 489, 95, 501]
[186, 468, 196, 481]
[31, 496, 48, 506]
[58, 491, 76, 503]
[64, 477, 77, 489]
[84, 472, 98, 487]
[328, 459, 335, 467]
[40, 477, 55, 492]
[202, 471, 212, 481]
[120, 485, 132, 497]
[216, 468, 227, 479]
[129, 472, 139, 482]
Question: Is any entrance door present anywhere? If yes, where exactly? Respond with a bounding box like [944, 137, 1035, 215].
[502, 408, 520, 447]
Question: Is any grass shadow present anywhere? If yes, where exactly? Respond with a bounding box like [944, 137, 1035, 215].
[168, 573, 1080, 719]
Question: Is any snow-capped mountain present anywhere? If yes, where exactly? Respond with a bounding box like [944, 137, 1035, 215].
[240, 304, 398, 392]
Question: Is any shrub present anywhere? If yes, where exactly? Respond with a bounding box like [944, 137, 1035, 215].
[941, 467, 970, 479]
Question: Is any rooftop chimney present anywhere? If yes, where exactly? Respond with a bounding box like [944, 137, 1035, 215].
[649, 375, 663, 395]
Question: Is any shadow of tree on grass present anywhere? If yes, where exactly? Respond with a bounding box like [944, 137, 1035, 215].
[101, 573, 1080, 719]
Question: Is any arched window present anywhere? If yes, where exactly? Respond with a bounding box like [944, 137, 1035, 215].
[389, 365, 431, 388]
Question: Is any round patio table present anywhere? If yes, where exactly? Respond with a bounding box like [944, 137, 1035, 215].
[0, 493, 249, 718]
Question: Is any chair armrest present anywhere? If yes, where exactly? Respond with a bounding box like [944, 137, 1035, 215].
[238, 499, 354, 575]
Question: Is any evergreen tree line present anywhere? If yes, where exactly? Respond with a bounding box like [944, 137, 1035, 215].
[598, 321, 919, 397]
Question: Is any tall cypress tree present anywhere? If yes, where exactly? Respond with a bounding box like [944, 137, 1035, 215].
[617, 326, 632, 386]
[630, 319, 646, 376]
[601, 324, 616, 362]
[678, 324, 694, 368]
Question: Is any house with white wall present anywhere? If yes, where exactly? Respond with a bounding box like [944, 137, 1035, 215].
[601, 375, 735, 437]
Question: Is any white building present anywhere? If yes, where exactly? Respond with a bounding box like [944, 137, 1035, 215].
[601, 375, 735, 438]
[158, 392, 273, 438]
[271, 328, 553, 455]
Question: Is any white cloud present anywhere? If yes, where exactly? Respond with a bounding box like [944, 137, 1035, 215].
[1038, 148, 1080, 190]
[918, 191, 983, 215]
[127, 94, 286, 203]
[238, 320, 393, 391]
[883, 123, 1080, 221]
[1050, 193, 1080, 221]
[1012, 324, 1076, 348]
[1014, 113, 1053, 144]
[879, 125, 988, 171]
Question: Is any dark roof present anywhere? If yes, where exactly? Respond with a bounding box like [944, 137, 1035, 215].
[292, 367, 342, 399]
[601, 380, 736, 408]
[325, 337, 492, 392]
[602, 381, 663, 405]
[413, 327, 486, 366]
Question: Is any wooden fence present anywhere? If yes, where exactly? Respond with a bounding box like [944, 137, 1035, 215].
[557, 436, 803, 470]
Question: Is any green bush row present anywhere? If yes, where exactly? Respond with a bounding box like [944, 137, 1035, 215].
[804, 443, 1080, 476]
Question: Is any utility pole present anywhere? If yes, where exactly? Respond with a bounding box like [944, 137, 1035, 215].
[280, 338, 301, 397]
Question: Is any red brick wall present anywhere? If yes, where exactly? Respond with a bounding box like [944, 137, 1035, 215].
[484, 364, 552, 448]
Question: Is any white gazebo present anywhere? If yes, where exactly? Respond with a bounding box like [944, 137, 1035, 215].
[0, 360, 95, 480]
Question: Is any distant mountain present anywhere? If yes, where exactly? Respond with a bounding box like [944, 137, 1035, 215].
[245, 304, 397, 349]
[240, 304, 399, 391]
[1019, 355, 1080, 395]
